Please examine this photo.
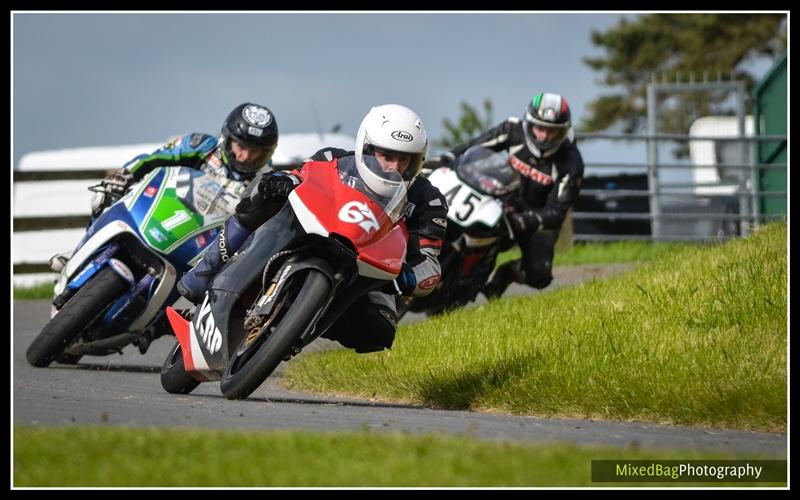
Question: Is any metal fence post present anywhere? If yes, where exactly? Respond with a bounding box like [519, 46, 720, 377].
[646, 81, 661, 240]
[736, 82, 751, 237]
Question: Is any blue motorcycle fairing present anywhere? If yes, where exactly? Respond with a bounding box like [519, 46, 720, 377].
[78, 167, 216, 275]
[102, 273, 157, 327]
[66, 242, 121, 291]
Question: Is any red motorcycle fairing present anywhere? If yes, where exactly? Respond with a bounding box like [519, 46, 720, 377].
[166, 306, 215, 382]
[290, 160, 408, 280]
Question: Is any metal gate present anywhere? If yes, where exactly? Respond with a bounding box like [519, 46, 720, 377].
[572, 73, 787, 242]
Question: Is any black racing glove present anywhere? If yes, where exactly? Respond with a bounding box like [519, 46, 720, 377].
[508, 209, 541, 235]
[421, 159, 441, 171]
[422, 153, 455, 174]
[258, 172, 297, 200]
[101, 168, 134, 198]
[92, 168, 134, 216]
[439, 153, 456, 167]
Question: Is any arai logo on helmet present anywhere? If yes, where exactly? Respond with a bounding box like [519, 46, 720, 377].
[242, 105, 272, 127]
[391, 130, 414, 142]
[541, 108, 557, 121]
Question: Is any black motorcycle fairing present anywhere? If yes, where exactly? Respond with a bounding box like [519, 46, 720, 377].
[310, 275, 385, 343]
[187, 195, 399, 374]
[248, 242, 388, 349]
[401, 224, 508, 317]
[211, 202, 302, 296]
[187, 203, 302, 372]
[250, 256, 334, 318]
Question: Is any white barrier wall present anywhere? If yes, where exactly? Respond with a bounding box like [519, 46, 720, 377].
[14, 180, 99, 217]
[13, 133, 355, 287]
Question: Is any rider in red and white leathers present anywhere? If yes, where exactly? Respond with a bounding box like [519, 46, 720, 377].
[177, 104, 448, 353]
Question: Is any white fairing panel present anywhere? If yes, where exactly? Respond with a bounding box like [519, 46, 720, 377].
[288, 191, 329, 237]
[126, 262, 176, 332]
[427, 168, 503, 228]
[62, 221, 135, 280]
[356, 259, 398, 280]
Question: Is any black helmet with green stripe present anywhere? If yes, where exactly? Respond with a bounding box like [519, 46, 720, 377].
[522, 92, 571, 159]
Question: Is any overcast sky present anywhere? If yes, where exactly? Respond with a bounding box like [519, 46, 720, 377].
[12, 12, 636, 164]
[11, 11, 778, 174]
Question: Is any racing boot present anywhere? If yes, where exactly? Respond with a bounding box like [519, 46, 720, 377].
[482, 259, 523, 300]
[177, 215, 251, 304]
[134, 308, 183, 355]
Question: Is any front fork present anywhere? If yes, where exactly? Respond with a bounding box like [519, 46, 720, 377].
[53, 242, 125, 309]
[53, 240, 162, 334]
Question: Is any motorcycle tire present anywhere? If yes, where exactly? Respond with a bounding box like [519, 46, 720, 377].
[160, 341, 201, 394]
[220, 269, 331, 400]
[26, 266, 128, 368]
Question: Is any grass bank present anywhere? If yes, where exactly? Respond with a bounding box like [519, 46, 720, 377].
[13, 281, 55, 300]
[13, 426, 783, 487]
[287, 223, 787, 432]
[497, 239, 695, 269]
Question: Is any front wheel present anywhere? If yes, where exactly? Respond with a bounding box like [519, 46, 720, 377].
[220, 270, 331, 400]
[26, 266, 128, 367]
[160, 341, 201, 394]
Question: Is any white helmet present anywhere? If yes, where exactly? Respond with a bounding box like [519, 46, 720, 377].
[354, 104, 428, 198]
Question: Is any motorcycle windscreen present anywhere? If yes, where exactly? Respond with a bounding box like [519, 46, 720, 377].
[454, 146, 520, 197]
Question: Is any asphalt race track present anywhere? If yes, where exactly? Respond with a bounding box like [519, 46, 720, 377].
[12, 265, 786, 457]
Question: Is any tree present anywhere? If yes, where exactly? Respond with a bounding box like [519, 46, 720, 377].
[434, 99, 494, 151]
[581, 14, 786, 134]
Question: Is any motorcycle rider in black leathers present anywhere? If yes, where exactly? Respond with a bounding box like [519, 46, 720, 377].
[432, 92, 584, 298]
[177, 104, 448, 353]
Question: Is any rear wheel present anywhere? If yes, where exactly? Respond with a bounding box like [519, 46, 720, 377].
[160, 341, 201, 394]
[220, 270, 330, 400]
[26, 266, 128, 368]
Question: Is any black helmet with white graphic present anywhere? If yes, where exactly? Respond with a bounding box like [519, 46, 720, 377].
[220, 102, 279, 176]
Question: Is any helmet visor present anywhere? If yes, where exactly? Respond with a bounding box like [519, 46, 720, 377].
[529, 123, 569, 151]
[225, 139, 276, 173]
[345, 154, 408, 223]
[362, 153, 405, 189]
[364, 144, 424, 182]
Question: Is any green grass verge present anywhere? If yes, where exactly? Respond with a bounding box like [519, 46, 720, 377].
[13, 281, 54, 300]
[13, 426, 784, 487]
[286, 222, 787, 432]
[496, 239, 695, 269]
